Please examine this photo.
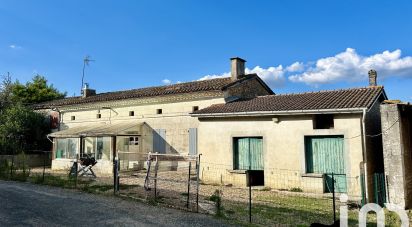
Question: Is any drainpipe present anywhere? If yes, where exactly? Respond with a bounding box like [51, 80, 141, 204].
[361, 108, 369, 202]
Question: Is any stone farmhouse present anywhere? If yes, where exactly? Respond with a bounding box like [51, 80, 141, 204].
[35, 57, 391, 203]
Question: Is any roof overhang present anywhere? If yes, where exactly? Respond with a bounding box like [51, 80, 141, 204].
[191, 108, 366, 118]
[48, 122, 145, 138]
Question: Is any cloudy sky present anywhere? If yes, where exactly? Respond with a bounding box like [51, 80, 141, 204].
[0, 1, 411, 101]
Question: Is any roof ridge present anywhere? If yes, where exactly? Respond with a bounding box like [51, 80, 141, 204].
[90, 77, 231, 97]
[33, 77, 234, 108]
[255, 86, 383, 99]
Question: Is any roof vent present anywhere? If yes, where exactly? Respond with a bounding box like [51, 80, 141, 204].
[82, 83, 96, 98]
[368, 69, 377, 86]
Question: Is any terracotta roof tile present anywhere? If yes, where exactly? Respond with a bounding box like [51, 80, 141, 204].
[34, 77, 233, 109]
[193, 86, 385, 115]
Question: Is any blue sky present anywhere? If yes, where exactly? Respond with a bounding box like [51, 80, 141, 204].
[1, 0, 411, 101]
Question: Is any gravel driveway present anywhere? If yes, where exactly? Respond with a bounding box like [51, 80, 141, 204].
[0, 180, 231, 227]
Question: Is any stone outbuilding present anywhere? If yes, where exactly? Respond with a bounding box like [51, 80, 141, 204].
[381, 101, 412, 209]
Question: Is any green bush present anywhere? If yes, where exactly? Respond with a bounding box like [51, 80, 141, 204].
[0, 159, 11, 178]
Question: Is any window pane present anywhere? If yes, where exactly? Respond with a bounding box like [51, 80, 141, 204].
[56, 138, 78, 159]
[84, 137, 96, 157]
[56, 138, 67, 159]
[84, 137, 111, 160]
[96, 137, 111, 160]
[67, 138, 78, 159]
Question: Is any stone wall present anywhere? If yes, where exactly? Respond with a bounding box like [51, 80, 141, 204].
[223, 77, 271, 101]
[0, 154, 51, 168]
[381, 103, 412, 209]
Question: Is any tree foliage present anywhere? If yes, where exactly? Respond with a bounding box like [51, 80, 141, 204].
[0, 74, 13, 109]
[11, 75, 66, 104]
[0, 74, 64, 154]
[0, 104, 51, 154]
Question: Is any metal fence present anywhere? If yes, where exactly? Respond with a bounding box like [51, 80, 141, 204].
[2, 154, 403, 226]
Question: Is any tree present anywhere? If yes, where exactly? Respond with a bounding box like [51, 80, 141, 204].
[0, 104, 50, 154]
[0, 74, 64, 154]
[12, 75, 66, 104]
[0, 73, 14, 110]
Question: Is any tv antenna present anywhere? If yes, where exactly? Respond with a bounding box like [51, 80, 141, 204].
[81, 55, 95, 95]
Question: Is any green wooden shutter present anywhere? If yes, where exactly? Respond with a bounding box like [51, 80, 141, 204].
[234, 138, 263, 170]
[306, 137, 344, 174]
[237, 138, 250, 170]
[306, 136, 346, 192]
[249, 138, 264, 170]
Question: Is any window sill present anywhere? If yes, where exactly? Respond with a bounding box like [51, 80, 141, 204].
[227, 170, 247, 174]
[301, 173, 324, 178]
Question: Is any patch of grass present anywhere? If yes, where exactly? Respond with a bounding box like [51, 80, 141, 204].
[119, 184, 140, 190]
[31, 175, 74, 188]
[259, 186, 272, 191]
[290, 187, 303, 192]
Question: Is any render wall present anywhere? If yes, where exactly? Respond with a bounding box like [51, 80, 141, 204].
[198, 114, 364, 197]
[50, 95, 225, 175]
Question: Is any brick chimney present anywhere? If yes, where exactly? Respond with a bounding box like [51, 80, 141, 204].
[230, 57, 246, 81]
[368, 69, 377, 86]
[82, 83, 96, 98]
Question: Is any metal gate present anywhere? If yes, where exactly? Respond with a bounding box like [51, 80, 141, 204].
[373, 173, 387, 206]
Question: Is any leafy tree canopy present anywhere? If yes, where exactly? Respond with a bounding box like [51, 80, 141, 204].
[0, 74, 13, 109]
[11, 75, 66, 104]
[0, 104, 50, 154]
[0, 74, 64, 154]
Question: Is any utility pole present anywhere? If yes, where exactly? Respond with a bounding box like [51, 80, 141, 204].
[81, 55, 94, 95]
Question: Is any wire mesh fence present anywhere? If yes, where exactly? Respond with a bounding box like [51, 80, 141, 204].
[1, 153, 409, 226]
[116, 153, 201, 212]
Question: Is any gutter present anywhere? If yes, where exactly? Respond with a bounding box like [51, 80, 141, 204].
[191, 108, 365, 118]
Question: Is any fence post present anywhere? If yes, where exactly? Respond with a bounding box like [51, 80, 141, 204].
[10, 155, 14, 178]
[74, 154, 78, 189]
[42, 151, 47, 182]
[186, 161, 192, 209]
[154, 156, 159, 200]
[248, 169, 252, 223]
[196, 154, 202, 213]
[332, 173, 336, 222]
[113, 157, 119, 194]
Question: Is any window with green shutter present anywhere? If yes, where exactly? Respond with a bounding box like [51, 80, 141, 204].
[233, 137, 264, 170]
[305, 136, 347, 192]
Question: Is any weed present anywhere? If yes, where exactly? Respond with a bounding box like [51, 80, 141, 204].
[209, 189, 223, 217]
[290, 187, 303, 192]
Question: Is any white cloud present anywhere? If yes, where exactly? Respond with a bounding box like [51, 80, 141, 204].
[198, 72, 230, 81]
[9, 44, 22, 49]
[198, 66, 285, 88]
[246, 65, 285, 87]
[161, 79, 172, 84]
[289, 48, 412, 84]
[286, 62, 304, 72]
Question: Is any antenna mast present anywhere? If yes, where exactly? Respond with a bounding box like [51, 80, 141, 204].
[81, 55, 95, 95]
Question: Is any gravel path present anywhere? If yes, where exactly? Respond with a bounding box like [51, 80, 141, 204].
[0, 180, 231, 227]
